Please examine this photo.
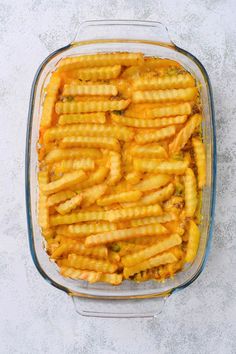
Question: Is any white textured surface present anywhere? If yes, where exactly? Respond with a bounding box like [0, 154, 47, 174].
[1, 0, 236, 353]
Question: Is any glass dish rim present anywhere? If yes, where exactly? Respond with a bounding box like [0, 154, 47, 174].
[25, 39, 217, 299]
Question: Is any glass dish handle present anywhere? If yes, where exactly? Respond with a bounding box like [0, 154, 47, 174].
[71, 295, 169, 318]
[73, 19, 173, 45]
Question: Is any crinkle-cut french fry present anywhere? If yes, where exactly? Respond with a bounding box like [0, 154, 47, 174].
[128, 236, 159, 245]
[58, 53, 144, 70]
[55, 194, 82, 215]
[110, 78, 133, 98]
[81, 184, 108, 207]
[57, 222, 117, 238]
[44, 148, 102, 164]
[107, 152, 122, 186]
[58, 112, 106, 125]
[108, 251, 121, 263]
[99, 273, 123, 285]
[63, 84, 118, 96]
[85, 223, 167, 247]
[158, 260, 183, 280]
[52, 159, 95, 174]
[40, 76, 61, 128]
[163, 196, 185, 216]
[122, 233, 182, 267]
[105, 204, 163, 223]
[192, 137, 206, 189]
[51, 244, 69, 259]
[184, 168, 198, 217]
[60, 266, 102, 283]
[135, 125, 176, 144]
[134, 267, 160, 282]
[185, 220, 200, 263]
[97, 190, 142, 206]
[125, 171, 142, 185]
[44, 123, 133, 143]
[111, 113, 187, 128]
[60, 239, 108, 259]
[130, 144, 168, 159]
[65, 65, 122, 80]
[38, 171, 49, 228]
[134, 174, 171, 192]
[67, 253, 118, 273]
[123, 251, 177, 278]
[133, 74, 195, 90]
[132, 102, 192, 119]
[74, 167, 109, 191]
[55, 99, 130, 114]
[132, 87, 197, 104]
[116, 242, 146, 256]
[134, 159, 188, 175]
[130, 212, 176, 227]
[45, 75, 61, 95]
[41, 227, 55, 240]
[47, 190, 76, 207]
[140, 183, 175, 205]
[60, 136, 120, 152]
[50, 210, 107, 226]
[144, 57, 182, 69]
[169, 114, 202, 155]
[41, 171, 86, 195]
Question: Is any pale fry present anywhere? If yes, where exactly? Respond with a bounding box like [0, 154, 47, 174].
[85, 223, 168, 247]
[41, 171, 86, 195]
[81, 184, 108, 207]
[75, 167, 109, 191]
[134, 159, 188, 175]
[123, 251, 177, 278]
[60, 266, 101, 283]
[97, 190, 142, 206]
[133, 74, 195, 90]
[184, 168, 198, 217]
[192, 137, 206, 188]
[111, 113, 187, 128]
[132, 87, 197, 103]
[51, 159, 95, 174]
[107, 152, 122, 186]
[99, 273, 123, 285]
[122, 234, 182, 267]
[50, 210, 107, 226]
[140, 183, 175, 205]
[44, 148, 102, 163]
[169, 114, 202, 154]
[130, 144, 168, 159]
[55, 194, 82, 215]
[57, 222, 117, 238]
[185, 220, 200, 262]
[134, 175, 171, 192]
[125, 171, 142, 184]
[60, 136, 120, 152]
[47, 190, 76, 207]
[60, 240, 108, 259]
[135, 125, 176, 144]
[63, 84, 118, 96]
[130, 213, 176, 227]
[67, 253, 117, 273]
[58, 112, 106, 125]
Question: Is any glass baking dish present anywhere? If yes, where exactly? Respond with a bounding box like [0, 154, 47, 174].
[25, 20, 216, 318]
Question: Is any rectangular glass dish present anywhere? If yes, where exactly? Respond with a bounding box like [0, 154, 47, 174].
[26, 20, 216, 317]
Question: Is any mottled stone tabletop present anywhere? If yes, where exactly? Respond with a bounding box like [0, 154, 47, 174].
[1, 0, 236, 353]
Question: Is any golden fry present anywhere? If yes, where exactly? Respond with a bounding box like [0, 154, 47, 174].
[132, 88, 197, 103]
[97, 190, 142, 206]
[60, 136, 120, 152]
[58, 112, 106, 125]
[55, 99, 130, 114]
[133, 73, 195, 90]
[134, 159, 188, 175]
[134, 174, 171, 191]
[63, 84, 118, 96]
[130, 144, 168, 159]
[135, 125, 176, 144]
[55, 194, 82, 215]
[185, 220, 200, 262]
[51, 159, 95, 174]
[111, 113, 187, 128]
[64, 65, 122, 80]
[41, 171, 86, 195]
[192, 137, 206, 188]
[44, 148, 102, 164]
[184, 168, 198, 217]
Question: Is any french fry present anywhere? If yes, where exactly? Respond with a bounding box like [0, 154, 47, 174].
[164, 221, 185, 236]
[144, 57, 182, 69]
[123, 251, 177, 278]
[38, 171, 49, 228]
[41, 170, 86, 195]
[130, 212, 176, 227]
[44, 148, 102, 164]
[125, 171, 142, 184]
[50, 210, 107, 226]
[99, 273, 123, 285]
[51, 243, 68, 259]
[81, 184, 108, 207]
[163, 196, 185, 215]
[139, 183, 175, 205]
[108, 250, 121, 263]
[134, 174, 171, 191]
[58, 112, 106, 125]
[40, 76, 61, 128]
[185, 220, 200, 263]
[169, 114, 202, 155]
[63, 84, 118, 96]
[133, 73, 195, 90]
[115, 242, 146, 256]
[97, 190, 142, 206]
[130, 144, 168, 159]
[67, 253, 117, 273]
[58, 53, 144, 70]
[65, 65, 122, 80]
[184, 168, 198, 217]
[105, 204, 163, 223]
[47, 190, 76, 207]
[44, 123, 133, 142]
[134, 267, 160, 282]
[122, 234, 182, 267]
[45, 74, 61, 96]
[132, 87, 197, 104]
[130, 102, 192, 119]
[85, 223, 167, 247]
[60, 239, 108, 259]
[192, 137, 206, 188]
[57, 222, 117, 238]
[51, 159, 95, 174]
[111, 113, 187, 128]
[107, 152, 122, 186]
[135, 125, 176, 144]
[75, 167, 109, 191]
[60, 266, 102, 283]
[55, 194, 82, 215]
[60, 136, 120, 152]
[134, 159, 188, 175]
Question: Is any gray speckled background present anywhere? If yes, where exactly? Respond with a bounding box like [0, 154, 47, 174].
[1, 0, 236, 353]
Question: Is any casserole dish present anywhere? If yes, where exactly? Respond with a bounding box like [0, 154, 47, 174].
[26, 20, 216, 318]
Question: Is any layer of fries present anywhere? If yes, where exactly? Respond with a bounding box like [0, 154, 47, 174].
[37, 52, 206, 285]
